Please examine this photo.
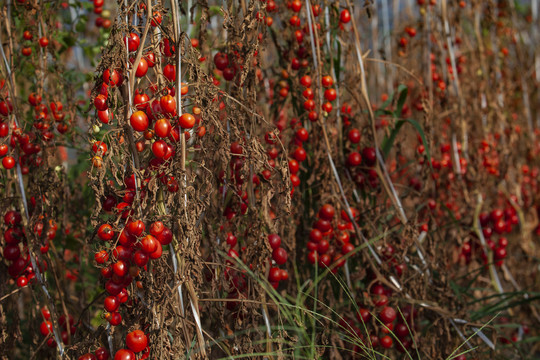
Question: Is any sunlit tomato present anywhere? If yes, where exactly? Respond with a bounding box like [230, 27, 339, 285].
[151, 10, 162, 26]
[28, 92, 42, 106]
[319, 204, 335, 220]
[152, 140, 167, 158]
[145, 52, 156, 67]
[124, 33, 140, 52]
[300, 75, 312, 87]
[78, 353, 97, 360]
[179, 113, 195, 129]
[322, 75, 333, 87]
[129, 111, 149, 132]
[92, 141, 108, 156]
[98, 224, 115, 241]
[0, 101, 12, 116]
[98, 109, 113, 124]
[348, 128, 361, 143]
[140, 235, 158, 254]
[324, 88, 337, 101]
[347, 152, 362, 166]
[103, 69, 122, 86]
[94, 94, 108, 111]
[95, 250, 109, 264]
[322, 102, 333, 113]
[162, 38, 175, 57]
[154, 118, 172, 138]
[135, 58, 148, 78]
[113, 349, 135, 360]
[291, 0, 302, 12]
[2, 156, 16, 169]
[104, 296, 120, 312]
[133, 92, 150, 110]
[38, 37, 49, 47]
[39, 321, 54, 337]
[95, 347, 109, 360]
[160, 95, 176, 114]
[340, 9, 351, 23]
[126, 329, 148, 352]
[157, 227, 172, 245]
[163, 64, 176, 82]
[0, 144, 8, 157]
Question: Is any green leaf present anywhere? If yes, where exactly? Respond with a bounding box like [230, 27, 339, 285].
[333, 41, 341, 82]
[395, 84, 408, 117]
[75, 18, 88, 33]
[381, 118, 431, 169]
[378, 91, 394, 111]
